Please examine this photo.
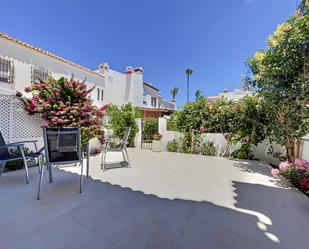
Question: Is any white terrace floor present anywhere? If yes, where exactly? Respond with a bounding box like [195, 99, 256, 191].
[1, 149, 309, 249]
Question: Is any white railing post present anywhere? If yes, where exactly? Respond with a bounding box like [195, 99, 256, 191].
[135, 118, 142, 148]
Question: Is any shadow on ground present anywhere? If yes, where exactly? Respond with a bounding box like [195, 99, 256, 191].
[1, 166, 308, 249]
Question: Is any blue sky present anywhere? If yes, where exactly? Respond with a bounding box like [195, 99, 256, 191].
[1, 0, 297, 105]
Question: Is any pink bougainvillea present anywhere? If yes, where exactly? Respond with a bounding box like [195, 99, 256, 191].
[17, 76, 107, 146]
[271, 168, 280, 177]
[294, 159, 309, 171]
[300, 178, 309, 189]
[278, 161, 291, 171]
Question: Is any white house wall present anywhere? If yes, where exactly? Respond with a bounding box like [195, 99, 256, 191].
[0, 37, 145, 108]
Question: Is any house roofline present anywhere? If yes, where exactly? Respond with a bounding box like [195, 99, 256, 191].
[143, 82, 160, 91]
[0, 32, 104, 78]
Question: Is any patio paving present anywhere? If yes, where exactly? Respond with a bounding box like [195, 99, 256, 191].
[0, 149, 308, 249]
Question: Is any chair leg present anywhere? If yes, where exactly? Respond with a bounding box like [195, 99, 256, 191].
[48, 163, 53, 183]
[124, 148, 130, 166]
[79, 160, 84, 193]
[121, 150, 126, 163]
[19, 146, 29, 184]
[37, 161, 46, 200]
[103, 151, 107, 170]
[0, 162, 6, 177]
[100, 150, 104, 170]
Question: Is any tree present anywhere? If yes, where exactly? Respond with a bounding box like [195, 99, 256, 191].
[18, 76, 106, 147]
[245, 13, 309, 162]
[185, 68, 194, 103]
[106, 103, 141, 146]
[195, 89, 203, 102]
[170, 87, 180, 101]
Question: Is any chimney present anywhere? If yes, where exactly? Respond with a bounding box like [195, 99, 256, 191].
[125, 66, 134, 74]
[99, 63, 109, 74]
[133, 67, 144, 74]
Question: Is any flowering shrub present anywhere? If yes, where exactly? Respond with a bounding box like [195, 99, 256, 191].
[17, 77, 107, 146]
[153, 133, 163, 141]
[272, 159, 309, 196]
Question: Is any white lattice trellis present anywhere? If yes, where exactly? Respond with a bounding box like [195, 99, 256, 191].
[0, 95, 43, 145]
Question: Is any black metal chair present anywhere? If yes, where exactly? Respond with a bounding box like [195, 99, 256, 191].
[37, 127, 83, 200]
[100, 127, 131, 170]
[0, 132, 44, 184]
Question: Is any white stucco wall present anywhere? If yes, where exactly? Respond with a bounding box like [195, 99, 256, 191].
[0, 37, 144, 108]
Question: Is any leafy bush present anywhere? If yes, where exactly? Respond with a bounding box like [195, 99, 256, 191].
[153, 133, 163, 141]
[18, 76, 106, 147]
[246, 13, 309, 162]
[167, 140, 179, 152]
[142, 118, 158, 140]
[200, 142, 216, 156]
[179, 132, 193, 153]
[107, 103, 141, 146]
[272, 159, 309, 197]
[167, 116, 178, 131]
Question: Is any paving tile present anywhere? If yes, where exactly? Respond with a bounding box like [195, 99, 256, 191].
[177, 219, 284, 249]
[5, 218, 124, 249]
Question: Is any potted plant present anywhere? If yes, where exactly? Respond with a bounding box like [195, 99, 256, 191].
[152, 133, 163, 152]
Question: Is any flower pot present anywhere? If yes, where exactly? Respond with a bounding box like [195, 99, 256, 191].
[152, 140, 162, 152]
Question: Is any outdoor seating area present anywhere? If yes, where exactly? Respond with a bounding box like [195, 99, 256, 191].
[1, 149, 308, 249]
[0, 1, 308, 249]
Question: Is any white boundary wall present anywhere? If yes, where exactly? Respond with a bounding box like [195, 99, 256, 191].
[158, 117, 308, 164]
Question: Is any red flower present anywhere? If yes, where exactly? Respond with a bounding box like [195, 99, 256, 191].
[300, 178, 309, 189]
[236, 105, 241, 113]
[15, 91, 23, 97]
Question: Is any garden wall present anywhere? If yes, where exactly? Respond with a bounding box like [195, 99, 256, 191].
[158, 117, 308, 165]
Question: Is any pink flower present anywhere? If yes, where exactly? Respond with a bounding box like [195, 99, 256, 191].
[278, 161, 290, 171]
[34, 84, 43, 91]
[271, 168, 280, 177]
[57, 118, 64, 125]
[41, 122, 49, 128]
[294, 159, 309, 171]
[300, 178, 309, 189]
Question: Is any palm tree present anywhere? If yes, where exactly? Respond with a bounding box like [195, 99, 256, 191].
[170, 87, 179, 101]
[195, 89, 203, 102]
[185, 68, 193, 103]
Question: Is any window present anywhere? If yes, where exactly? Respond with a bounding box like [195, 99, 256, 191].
[0, 57, 14, 83]
[151, 97, 157, 107]
[101, 89, 104, 101]
[31, 67, 49, 84]
[97, 88, 100, 100]
[143, 101, 147, 105]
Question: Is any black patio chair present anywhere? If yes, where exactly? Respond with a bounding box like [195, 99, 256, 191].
[37, 127, 83, 200]
[100, 127, 131, 170]
[0, 132, 44, 184]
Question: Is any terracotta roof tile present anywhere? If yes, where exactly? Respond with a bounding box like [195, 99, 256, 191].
[0, 32, 104, 78]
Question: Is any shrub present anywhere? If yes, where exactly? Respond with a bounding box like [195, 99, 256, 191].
[230, 144, 254, 160]
[167, 140, 179, 152]
[179, 132, 193, 153]
[153, 133, 163, 141]
[19, 76, 106, 147]
[107, 103, 141, 146]
[272, 159, 309, 197]
[142, 118, 158, 140]
[200, 142, 216, 156]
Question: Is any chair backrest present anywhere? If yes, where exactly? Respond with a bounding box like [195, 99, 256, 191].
[122, 127, 131, 145]
[43, 127, 82, 164]
[0, 132, 9, 157]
